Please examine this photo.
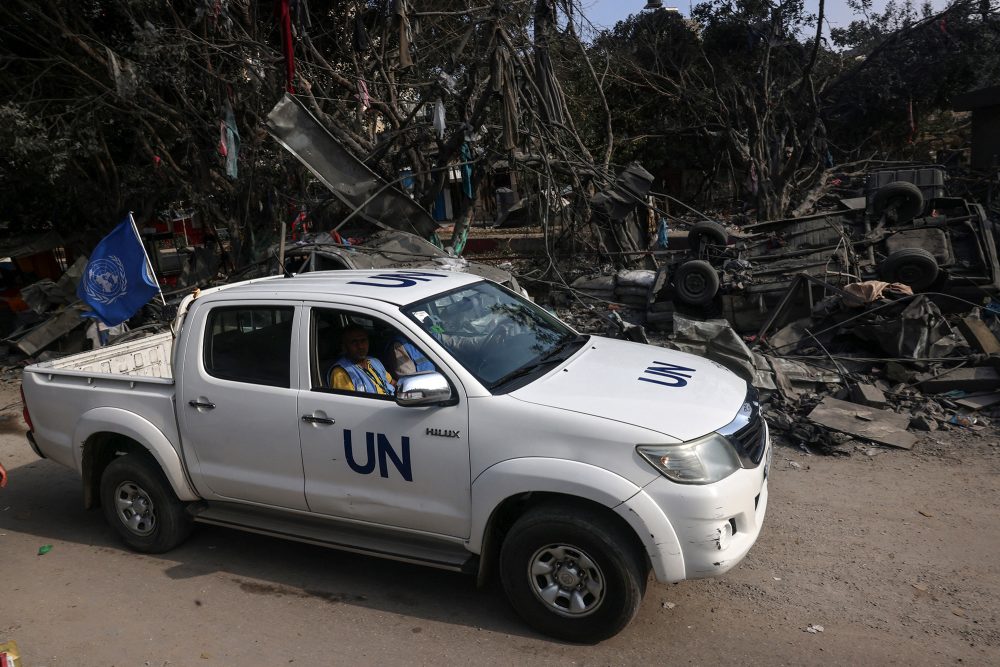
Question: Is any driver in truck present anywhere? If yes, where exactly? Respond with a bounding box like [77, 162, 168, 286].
[326, 324, 395, 395]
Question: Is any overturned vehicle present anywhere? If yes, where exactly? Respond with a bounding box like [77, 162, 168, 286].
[665, 167, 1000, 331]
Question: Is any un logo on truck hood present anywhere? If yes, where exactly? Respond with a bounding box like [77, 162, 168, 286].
[82, 256, 129, 305]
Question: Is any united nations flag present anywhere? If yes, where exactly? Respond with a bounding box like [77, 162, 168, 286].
[77, 213, 161, 326]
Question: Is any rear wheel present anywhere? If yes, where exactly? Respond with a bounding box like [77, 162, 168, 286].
[100, 453, 193, 553]
[878, 247, 939, 290]
[499, 503, 647, 643]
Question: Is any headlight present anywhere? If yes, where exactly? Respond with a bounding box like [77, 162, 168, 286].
[637, 434, 741, 485]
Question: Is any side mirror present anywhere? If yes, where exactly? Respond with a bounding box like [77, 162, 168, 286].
[395, 372, 453, 406]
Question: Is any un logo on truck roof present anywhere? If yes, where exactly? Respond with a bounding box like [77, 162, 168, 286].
[348, 271, 444, 288]
[638, 361, 696, 388]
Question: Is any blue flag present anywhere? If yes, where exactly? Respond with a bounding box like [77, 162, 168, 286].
[78, 215, 160, 326]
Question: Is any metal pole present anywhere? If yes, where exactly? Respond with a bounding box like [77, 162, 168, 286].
[278, 221, 287, 271]
[129, 212, 167, 305]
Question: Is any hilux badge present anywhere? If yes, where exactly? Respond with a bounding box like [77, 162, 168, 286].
[426, 427, 460, 438]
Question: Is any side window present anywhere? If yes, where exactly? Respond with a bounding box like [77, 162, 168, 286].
[204, 306, 294, 387]
[310, 308, 437, 394]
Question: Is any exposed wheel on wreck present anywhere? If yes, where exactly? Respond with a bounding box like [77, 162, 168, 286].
[100, 452, 193, 553]
[878, 247, 939, 290]
[688, 220, 729, 256]
[871, 181, 924, 225]
[673, 259, 720, 306]
[499, 502, 648, 643]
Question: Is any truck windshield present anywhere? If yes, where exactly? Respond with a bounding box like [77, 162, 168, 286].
[402, 282, 586, 391]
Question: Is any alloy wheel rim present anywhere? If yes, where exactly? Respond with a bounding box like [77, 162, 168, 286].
[527, 543, 605, 617]
[113, 481, 157, 536]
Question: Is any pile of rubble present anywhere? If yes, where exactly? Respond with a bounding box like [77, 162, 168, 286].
[562, 266, 1000, 455]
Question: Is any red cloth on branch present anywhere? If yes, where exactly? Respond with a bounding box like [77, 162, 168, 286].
[275, 0, 295, 93]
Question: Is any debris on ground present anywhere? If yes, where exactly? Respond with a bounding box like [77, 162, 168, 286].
[544, 167, 1000, 457]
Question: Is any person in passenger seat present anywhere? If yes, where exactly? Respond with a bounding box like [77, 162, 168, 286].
[327, 324, 395, 395]
[385, 335, 435, 377]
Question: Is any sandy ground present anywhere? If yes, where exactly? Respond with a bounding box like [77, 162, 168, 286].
[1, 380, 998, 666]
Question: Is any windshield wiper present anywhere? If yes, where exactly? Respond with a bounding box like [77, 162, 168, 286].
[540, 334, 589, 362]
[489, 335, 588, 389]
[489, 362, 551, 388]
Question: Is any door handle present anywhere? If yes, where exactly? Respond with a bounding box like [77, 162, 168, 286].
[188, 400, 216, 410]
[301, 414, 335, 425]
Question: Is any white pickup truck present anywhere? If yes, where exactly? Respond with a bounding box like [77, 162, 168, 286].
[21, 269, 769, 642]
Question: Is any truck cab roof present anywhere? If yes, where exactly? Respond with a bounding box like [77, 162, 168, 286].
[198, 269, 485, 307]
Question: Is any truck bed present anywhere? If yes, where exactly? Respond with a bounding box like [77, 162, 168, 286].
[35, 331, 175, 379]
[23, 330, 179, 472]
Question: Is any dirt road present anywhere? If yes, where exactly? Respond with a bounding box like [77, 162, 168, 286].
[1, 383, 998, 665]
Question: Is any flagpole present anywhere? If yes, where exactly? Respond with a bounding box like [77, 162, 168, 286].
[129, 211, 167, 306]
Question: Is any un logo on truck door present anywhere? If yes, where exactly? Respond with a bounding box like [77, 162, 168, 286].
[343, 430, 413, 481]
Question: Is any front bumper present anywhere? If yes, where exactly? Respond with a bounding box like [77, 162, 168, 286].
[618, 427, 770, 583]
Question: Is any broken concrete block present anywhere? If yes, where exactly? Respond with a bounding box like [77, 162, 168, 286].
[954, 392, 1000, 411]
[807, 396, 917, 450]
[920, 367, 1000, 394]
[886, 361, 917, 383]
[910, 415, 938, 431]
[851, 383, 888, 408]
[956, 318, 1000, 355]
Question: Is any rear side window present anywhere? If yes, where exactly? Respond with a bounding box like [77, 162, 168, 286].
[204, 306, 294, 387]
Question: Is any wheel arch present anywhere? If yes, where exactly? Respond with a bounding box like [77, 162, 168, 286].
[469, 459, 671, 586]
[75, 407, 199, 509]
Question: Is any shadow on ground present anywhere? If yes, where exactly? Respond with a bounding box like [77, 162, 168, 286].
[0, 458, 543, 641]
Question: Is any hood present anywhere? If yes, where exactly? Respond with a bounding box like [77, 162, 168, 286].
[510, 336, 748, 442]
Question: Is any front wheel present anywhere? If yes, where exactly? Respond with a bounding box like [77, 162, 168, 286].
[871, 181, 924, 225]
[499, 503, 648, 643]
[100, 453, 193, 553]
[688, 220, 729, 256]
[674, 259, 720, 306]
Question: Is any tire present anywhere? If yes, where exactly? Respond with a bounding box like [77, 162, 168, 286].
[688, 221, 729, 255]
[499, 503, 648, 643]
[100, 453, 193, 553]
[878, 247, 939, 290]
[674, 260, 720, 306]
[872, 181, 924, 225]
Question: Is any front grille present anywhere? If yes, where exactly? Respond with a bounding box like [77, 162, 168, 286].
[717, 387, 767, 467]
[731, 412, 767, 464]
